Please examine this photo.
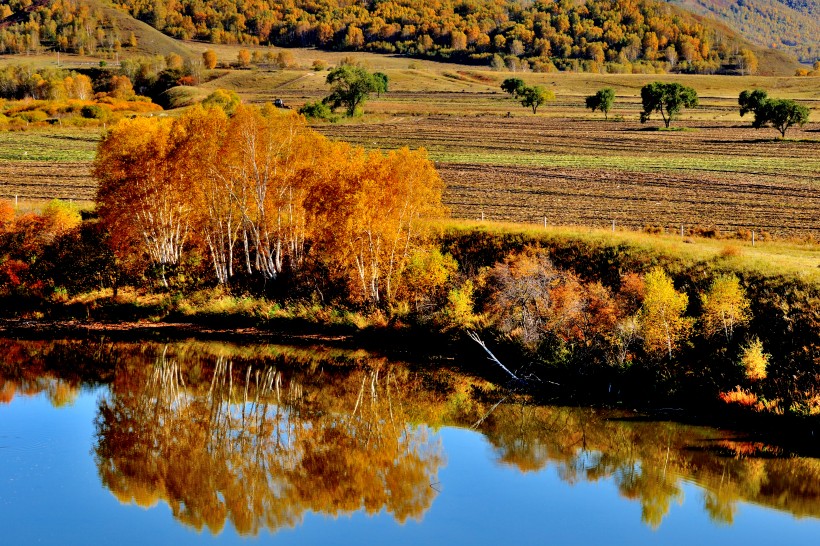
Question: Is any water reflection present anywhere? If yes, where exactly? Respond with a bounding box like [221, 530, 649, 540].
[93, 348, 443, 535]
[2, 338, 820, 536]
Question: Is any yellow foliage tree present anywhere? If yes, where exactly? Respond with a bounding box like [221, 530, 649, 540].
[202, 49, 217, 69]
[638, 268, 692, 359]
[740, 337, 768, 381]
[94, 117, 193, 287]
[306, 146, 445, 304]
[700, 273, 751, 342]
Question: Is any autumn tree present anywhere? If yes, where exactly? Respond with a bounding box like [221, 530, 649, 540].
[519, 85, 554, 114]
[0, 199, 14, 233]
[323, 66, 381, 116]
[202, 49, 217, 69]
[699, 274, 751, 342]
[585, 87, 615, 119]
[237, 49, 251, 67]
[201, 89, 241, 115]
[638, 268, 692, 359]
[740, 338, 768, 381]
[640, 82, 698, 128]
[94, 117, 193, 288]
[305, 146, 445, 304]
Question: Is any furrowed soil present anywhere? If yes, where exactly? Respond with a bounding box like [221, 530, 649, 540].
[317, 116, 820, 237]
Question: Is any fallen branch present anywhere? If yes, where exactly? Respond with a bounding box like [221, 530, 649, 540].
[467, 330, 520, 382]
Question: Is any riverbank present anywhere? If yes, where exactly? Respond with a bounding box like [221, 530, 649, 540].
[1, 221, 818, 425]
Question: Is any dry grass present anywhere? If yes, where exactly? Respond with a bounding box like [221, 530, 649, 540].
[433, 218, 820, 284]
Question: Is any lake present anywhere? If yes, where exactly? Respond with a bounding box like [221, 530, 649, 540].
[1, 338, 819, 544]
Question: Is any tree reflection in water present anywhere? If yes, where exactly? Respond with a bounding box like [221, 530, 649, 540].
[93, 348, 443, 536]
[2, 338, 820, 533]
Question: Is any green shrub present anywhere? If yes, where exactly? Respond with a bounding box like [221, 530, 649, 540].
[80, 104, 111, 121]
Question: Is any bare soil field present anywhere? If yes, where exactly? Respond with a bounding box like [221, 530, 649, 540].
[318, 116, 820, 237]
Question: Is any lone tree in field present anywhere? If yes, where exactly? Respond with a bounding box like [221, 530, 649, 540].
[519, 85, 554, 114]
[585, 87, 615, 120]
[501, 78, 554, 114]
[640, 82, 698, 128]
[323, 65, 381, 116]
[739, 89, 809, 137]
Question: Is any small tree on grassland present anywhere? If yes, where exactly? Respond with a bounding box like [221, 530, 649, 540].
[585, 87, 615, 120]
[739, 90, 809, 137]
[640, 82, 698, 128]
[501, 77, 525, 96]
[202, 50, 217, 70]
[323, 65, 381, 116]
[520, 85, 553, 114]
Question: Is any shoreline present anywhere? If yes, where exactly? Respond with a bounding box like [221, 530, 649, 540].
[2, 317, 819, 457]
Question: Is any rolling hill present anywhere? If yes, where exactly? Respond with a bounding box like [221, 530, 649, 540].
[669, 0, 819, 63]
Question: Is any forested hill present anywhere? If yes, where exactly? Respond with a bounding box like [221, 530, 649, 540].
[117, 0, 778, 73]
[670, 0, 819, 63]
[0, 0, 800, 74]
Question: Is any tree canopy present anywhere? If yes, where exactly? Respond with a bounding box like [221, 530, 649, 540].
[739, 90, 810, 137]
[323, 66, 382, 116]
[640, 82, 698, 128]
[585, 88, 616, 120]
[94, 105, 445, 302]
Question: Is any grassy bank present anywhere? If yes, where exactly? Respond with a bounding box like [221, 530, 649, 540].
[2, 220, 817, 419]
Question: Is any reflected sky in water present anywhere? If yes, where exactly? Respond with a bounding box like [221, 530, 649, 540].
[1, 339, 820, 544]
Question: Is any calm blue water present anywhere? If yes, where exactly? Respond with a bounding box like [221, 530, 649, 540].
[1, 340, 820, 544]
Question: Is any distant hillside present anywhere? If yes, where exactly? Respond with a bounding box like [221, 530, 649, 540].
[0, 0, 192, 59]
[670, 0, 819, 63]
[0, 0, 801, 74]
[119, 0, 775, 74]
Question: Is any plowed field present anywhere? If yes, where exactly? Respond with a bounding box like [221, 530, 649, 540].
[317, 116, 820, 237]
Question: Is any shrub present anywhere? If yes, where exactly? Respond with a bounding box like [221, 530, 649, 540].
[298, 101, 333, 120]
[80, 104, 111, 121]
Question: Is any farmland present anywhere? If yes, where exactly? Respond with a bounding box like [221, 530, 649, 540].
[0, 130, 99, 202]
[0, 48, 818, 238]
[318, 115, 820, 237]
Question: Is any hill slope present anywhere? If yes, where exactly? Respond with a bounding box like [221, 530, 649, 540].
[670, 0, 819, 63]
[119, 0, 784, 74]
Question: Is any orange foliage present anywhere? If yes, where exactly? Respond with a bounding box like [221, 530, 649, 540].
[0, 199, 14, 232]
[719, 387, 759, 407]
[94, 105, 446, 296]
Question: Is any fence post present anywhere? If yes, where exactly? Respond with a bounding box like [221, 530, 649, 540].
[612, 219, 615, 233]
[680, 224, 684, 238]
[544, 216, 547, 228]
[752, 230, 755, 247]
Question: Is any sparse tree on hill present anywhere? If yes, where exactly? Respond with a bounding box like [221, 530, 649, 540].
[640, 82, 698, 128]
[202, 49, 217, 70]
[585, 87, 615, 119]
[323, 65, 381, 116]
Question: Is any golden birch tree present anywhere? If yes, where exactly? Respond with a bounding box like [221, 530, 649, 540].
[638, 268, 692, 359]
[700, 274, 751, 342]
